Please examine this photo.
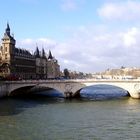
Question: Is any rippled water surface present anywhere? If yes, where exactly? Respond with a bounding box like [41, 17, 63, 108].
[0, 85, 140, 140]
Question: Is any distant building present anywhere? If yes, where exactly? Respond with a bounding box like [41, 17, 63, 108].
[94, 66, 140, 79]
[0, 23, 60, 79]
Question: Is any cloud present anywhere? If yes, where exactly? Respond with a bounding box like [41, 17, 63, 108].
[58, 26, 140, 72]
[98, 1, 140, 21]
[17, 25, 140, 73]
[17, 38, 57, 55]
[122, 27, 139, 47]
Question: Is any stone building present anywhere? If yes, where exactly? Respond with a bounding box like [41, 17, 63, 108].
[0, 23, 60, 80]
[34, 47, 47, 79]
[47, 50, 60, 79]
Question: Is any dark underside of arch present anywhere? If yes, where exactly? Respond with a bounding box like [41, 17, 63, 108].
[10, 86, 63, 98]
[10, 86, 35, 97]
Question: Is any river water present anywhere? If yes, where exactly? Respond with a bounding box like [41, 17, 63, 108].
[0, 85, 140, 140]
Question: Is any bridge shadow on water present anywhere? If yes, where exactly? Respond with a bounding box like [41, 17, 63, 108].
[0, 94, 65, 116]
[0, 88, 64, 116]
[0, 85, 130, 116]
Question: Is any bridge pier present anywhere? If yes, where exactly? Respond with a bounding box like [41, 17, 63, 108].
[0, 83, 10, 97]
[129, 91, 140, 99]
[64, 91, 81, 99]
[64, 92, 73, 98]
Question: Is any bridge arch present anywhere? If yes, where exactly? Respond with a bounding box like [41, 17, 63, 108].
[37, 84, 64, 94]
[72, 83, 129, 98]
[10, 85, 35, 96]
[7, 83, 36, 96]
[29, 85, 64, 97]
[71, 82, 132, 98]
[9, 85, 64, 97]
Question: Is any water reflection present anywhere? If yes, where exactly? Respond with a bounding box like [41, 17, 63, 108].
[0, 98, 25, 116]
[124, 98, 140, 113]
[0, 96, 64, 116]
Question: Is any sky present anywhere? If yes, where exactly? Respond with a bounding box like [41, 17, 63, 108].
[0, 0, 140, 73]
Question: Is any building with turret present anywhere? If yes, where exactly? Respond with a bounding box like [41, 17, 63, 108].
[0, 23, 60, 80]
[47, 50, 60, 79]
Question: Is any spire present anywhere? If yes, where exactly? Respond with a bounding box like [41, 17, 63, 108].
[34, 45, 40, 58]
[7, 22, 10, 30]
[5, 22, 10, 36]
[48, 50, 53, 59]
[42, 48, 46, 59]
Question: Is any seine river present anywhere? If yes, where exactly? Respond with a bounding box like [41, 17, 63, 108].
[0, 85, 140, 140]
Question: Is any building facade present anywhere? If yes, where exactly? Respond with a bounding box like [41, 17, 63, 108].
[47, 51, 60, 79]
[0, 23, 60, 80]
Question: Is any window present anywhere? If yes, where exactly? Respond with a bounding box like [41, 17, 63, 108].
[5, 54, 7, 59]
[5, 47, 7, 52]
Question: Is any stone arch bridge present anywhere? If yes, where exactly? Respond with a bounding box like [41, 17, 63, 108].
[0, 79, 140, 98]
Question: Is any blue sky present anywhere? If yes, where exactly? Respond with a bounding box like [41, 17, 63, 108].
[0, 0, 101, 40]
[0, 0, 140, 72]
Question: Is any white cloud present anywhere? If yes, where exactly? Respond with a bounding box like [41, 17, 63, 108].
[17, 25, 140, 73]
[98, 1, 140, 21]
[59, 26, 140, 72]
[122, 27, 139, 47]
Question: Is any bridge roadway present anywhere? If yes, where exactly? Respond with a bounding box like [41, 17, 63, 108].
[0, 79, 140, 98]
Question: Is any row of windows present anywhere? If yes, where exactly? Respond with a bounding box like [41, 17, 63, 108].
[15, 58, 35, 66]
[15, 66, 35, 73]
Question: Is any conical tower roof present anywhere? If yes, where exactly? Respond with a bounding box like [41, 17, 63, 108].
[34, 45, 40, 58]
[42, 48, 46, 59]
[48, 50, 53, 59]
